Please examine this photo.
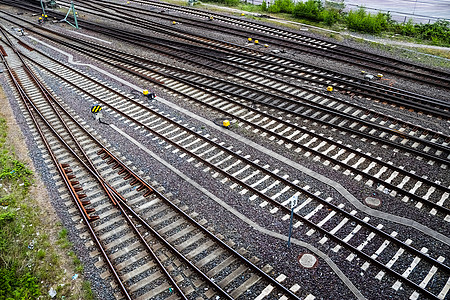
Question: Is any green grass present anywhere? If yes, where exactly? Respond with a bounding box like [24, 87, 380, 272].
[0, 117, 95, 299]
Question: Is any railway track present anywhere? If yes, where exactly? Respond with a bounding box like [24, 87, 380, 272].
[10, 22, 448, 220]
[43, 2, 450, 118]
[1, 3, 449, 300]
[71, 0, 450, 90]
[2, 28, 449, 299]
[2, 1, 449, 118]
[1, 29, 305, 300]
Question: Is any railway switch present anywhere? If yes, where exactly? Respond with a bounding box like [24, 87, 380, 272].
[223, 120, 230, 128]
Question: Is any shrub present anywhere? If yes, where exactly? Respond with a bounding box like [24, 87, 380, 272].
[261, 0, 267, 11]
[415, 20, 450, 45]
[203, 0, 239, 6]
[293, 0, 323, 21]
[321, 8, 340, 25]
[269, 0, 295, 13]
[346, 8, 389, 34]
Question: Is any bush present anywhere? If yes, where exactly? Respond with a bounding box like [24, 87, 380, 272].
[269, 0, 295, 13]
[203, 0, 239, 6]
[321, 8, 340, 26]
[261, 0, 267, 11]
[293, 0, 323, 21]
[415, 20, 450, 45]
[346, 8, 389, 34]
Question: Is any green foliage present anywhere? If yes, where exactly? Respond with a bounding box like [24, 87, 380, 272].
[261, 0, 267, 11]
[414, 20, 450, 45]
[0, 266, 41, 299]
[203, 0, 450, 46]
[0, 195, 15, 206]
[202, 0, 239, 6]
[82, 281, 95, 300]
[58, 228, 68, 239]
[269, 0, 295, 13]
[321, 8, 340, 26]
[293, 0, 323, 21]
[0, 211, 15, 225]
[37, 249, 46, 260]
[345, 8, 389, 34]
[0, 159, 33, 187]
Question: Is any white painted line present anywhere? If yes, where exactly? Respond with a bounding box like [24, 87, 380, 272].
[27, 36, 142, 92]
[71, 30, 113, 44]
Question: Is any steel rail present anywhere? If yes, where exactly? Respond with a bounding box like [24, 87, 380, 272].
[67, 0, 450, 90]
[1, 7, 448, 120]
[58, 2, 450, 109]
[20, 47, 443, 299]
[124, 0, 450, 85]
[1, 30, 301, 300]
[10, 31, 448, 281]
[3, 20, 444, 296]
[17, 35, 450, 218]
[6, 20, 447, 166]
[0, 31, 192, 299]
[0, 46, 133, 300]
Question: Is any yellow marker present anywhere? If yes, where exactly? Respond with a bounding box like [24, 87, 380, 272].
[223, 120, 230, 127]
[377, 73, 383, 78]
[254, 40, 259, 44]
[44, 15, 47, 18]
[127, 1, 130, 3]
[241, 13, 245, 16]
[264, 44, 268, 48]
[172, 21, 176, 25]
[247, 37, 252, 42]
[143, 90, 149, 95]
[361, 70, 366, 74]
[209, 16, 214, 20]
[327, 86, 333, 92]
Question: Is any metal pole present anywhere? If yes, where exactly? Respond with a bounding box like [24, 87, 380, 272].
[40, 0, 46, 16]
[72, 1, 78, 29]
[287, 195, 298, 248]
[287, 206, 294, 248]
